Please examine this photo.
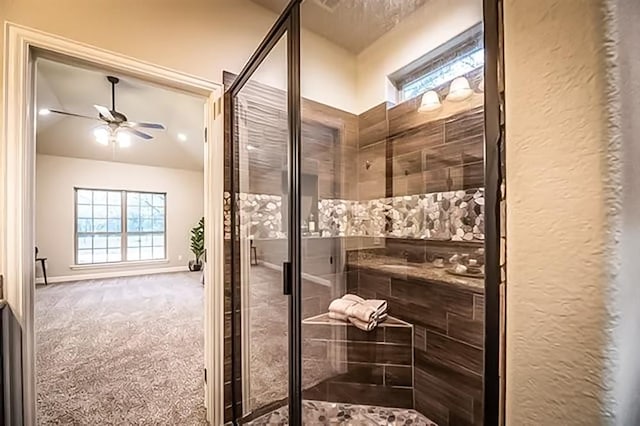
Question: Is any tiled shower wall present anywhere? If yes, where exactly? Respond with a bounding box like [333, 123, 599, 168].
[358, 103, 484, 200]
[224, 69, 487, 422]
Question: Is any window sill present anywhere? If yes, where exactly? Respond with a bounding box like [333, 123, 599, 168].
[70, 259, 170, 270]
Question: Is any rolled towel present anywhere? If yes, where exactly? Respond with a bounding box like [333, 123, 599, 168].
[365, 299, 387, 318]
[328, 298, 357, 316]
[346, 302, 376, 323]
[328, 311, 348, 321]
[349, 316, 377, 332]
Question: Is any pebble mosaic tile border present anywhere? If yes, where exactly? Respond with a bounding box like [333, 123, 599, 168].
[224, 188, 484, 241]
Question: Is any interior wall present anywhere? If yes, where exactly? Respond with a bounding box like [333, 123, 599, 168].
[355, 0, 482, 113]
[36, 154, 204, 279]
[607, 0, 640, 423]
[504, 0, 613, 424]
[0, 0, 358, 113]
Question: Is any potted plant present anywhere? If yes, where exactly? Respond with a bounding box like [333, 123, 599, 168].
[189, 217, 204, 271]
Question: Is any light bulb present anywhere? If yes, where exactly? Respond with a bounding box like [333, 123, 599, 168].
[94, 128, 110, 145]
[418, 90, 442, 113]
[39, 108, 51, 116]
[116, 131, 131, 148]
[177, 133, 187, 142]
[446, 76, 473, 102]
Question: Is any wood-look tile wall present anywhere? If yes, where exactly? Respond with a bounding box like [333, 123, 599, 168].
[348, 262, 485, 426]
[302, 315, 414, 409]
[358, 102, 485, 199]
[222, 71, 358, 422]
[224, 69, 486, 424]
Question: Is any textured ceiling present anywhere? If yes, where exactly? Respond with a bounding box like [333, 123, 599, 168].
[251, 0, 428, 53]
[36, 58, 206, 171]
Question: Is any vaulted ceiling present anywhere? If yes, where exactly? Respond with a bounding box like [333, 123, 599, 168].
[36, 58, 206, 171]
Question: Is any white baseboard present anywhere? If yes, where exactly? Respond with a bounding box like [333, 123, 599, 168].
[36, 265, 190, 284]
[260, 261, 331, 287]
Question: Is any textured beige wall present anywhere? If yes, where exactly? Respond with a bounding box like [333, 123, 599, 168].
[36, 154, 204, 278]
[504, 0, 613, 424]
[0, 0, 358, 112]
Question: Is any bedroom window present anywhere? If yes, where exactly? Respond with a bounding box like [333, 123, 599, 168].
[75, 188, 166, 265]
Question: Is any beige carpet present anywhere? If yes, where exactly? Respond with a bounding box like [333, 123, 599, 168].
[36, 272, 207, 425]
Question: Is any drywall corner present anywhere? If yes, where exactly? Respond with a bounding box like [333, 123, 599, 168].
[602, 0, 640, 424]
[504, 0, 613, 423]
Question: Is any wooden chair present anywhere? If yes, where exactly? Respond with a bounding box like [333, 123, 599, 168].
[35, 247, 48, 285]
[250, 240, 258, 266]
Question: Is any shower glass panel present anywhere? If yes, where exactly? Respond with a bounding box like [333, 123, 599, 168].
[299, 1, 489, 424]
[230, 33, 291, 421]
[224, 0, 501, 423]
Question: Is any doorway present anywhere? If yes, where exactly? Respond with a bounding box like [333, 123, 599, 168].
[1, 24, 225, 426]
[34, 56, 209, 423]
[224, 1, 503, 425]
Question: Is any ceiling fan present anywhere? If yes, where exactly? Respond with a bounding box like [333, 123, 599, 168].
[43, 75, 166, 143]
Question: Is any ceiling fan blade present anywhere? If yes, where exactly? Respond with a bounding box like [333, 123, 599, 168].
[93, 104, 115, 121]
[123, 128, 154, 140]
[125, 121, 166, 130]
[48, 109, 101, 121]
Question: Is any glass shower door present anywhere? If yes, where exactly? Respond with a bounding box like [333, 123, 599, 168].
[226, 31, 294, 423]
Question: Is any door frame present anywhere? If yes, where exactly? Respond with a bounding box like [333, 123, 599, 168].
[225, 1, 302, 423]
[1, 22, 226, 425]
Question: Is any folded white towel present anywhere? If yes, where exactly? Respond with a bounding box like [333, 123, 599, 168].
[346, 302, 376, 323]
[328, 294, 389, 331]
[342, 294, 386, 318]
[341, 294, 365, 304]
[328, 311, 348, 321]
[328, 298, 357, 316]
[365, 299, 387, 318]
[349, 316, 377, 332]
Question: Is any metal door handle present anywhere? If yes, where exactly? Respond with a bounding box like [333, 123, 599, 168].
[283, 261, 292, 295]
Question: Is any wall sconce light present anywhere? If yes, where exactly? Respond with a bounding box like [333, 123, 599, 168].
[418, 90, 442, 112]
[446, 76, 473, 102]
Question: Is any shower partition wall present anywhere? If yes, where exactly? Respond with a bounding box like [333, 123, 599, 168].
[224, 1, 503, 425]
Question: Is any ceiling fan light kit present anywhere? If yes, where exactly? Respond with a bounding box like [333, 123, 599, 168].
[41, 75, 167, 147]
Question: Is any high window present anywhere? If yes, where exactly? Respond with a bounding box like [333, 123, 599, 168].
[390, 23, 484, 101]
[75, 188, 166, 265]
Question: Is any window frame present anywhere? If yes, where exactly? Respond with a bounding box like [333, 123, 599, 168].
[390, 23, 484, 102]
[74, 187, 167, 265]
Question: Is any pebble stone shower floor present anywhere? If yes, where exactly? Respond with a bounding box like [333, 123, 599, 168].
[248, 400, 438, 425]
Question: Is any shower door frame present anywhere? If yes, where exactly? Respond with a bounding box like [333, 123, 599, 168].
[225, 0, 504, 424]
[225, 0, 303, 424]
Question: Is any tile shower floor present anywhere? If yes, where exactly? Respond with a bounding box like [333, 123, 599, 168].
[247, 400, 438, 425]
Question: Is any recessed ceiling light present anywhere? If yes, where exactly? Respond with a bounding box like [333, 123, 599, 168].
[177, 133, 187, 142]
[39, 108, 51, 116]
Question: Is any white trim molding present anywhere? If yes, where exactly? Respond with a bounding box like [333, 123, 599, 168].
[1, 22, 226, 425]
[69, 259, 170, 270]
[36, 265, 189, 285]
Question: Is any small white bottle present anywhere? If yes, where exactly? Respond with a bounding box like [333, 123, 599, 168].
[308, 213, 316, 233]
